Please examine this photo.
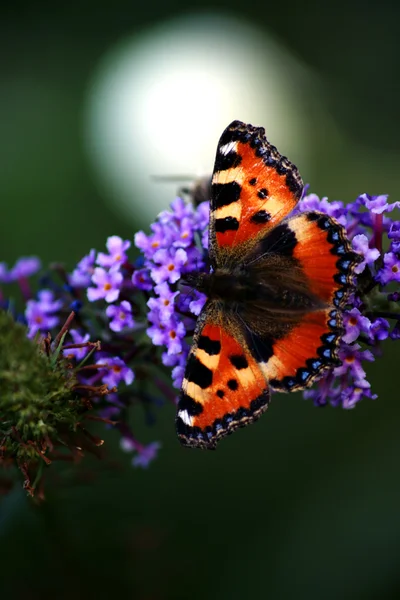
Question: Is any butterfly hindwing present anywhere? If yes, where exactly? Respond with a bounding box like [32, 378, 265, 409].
[209, 120, 304, 266]
[286, 211, 359, 307]
[242, 210, 360, 391]
[176, 306, 270, 449]
[251, 308, 342, 392]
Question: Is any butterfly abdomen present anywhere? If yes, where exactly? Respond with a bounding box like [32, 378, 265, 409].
[194, 269, 255, 303]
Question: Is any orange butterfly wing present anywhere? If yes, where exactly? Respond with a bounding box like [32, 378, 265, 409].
[209, 120, 303, 265]
[176, 316, 269, 449]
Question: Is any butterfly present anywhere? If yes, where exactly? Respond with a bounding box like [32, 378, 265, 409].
[176, 120, 360, 449]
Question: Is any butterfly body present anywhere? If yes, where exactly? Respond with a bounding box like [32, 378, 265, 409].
[176, 120, 361, 450]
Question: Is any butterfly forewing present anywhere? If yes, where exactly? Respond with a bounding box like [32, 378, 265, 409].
[209, 120, 303, 267]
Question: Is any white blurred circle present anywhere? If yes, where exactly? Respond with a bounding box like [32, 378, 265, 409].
[85, 12, 310, 223]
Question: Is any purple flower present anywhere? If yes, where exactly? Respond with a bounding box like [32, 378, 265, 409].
[106, 300, 134, 332]
[195, 200, 210, 230]
[297, 194, 347, 226]
[390, 322, 400, 340]
[161, 351, 181, 367]
[360, 193, 390, 214]
[358, 193, 400, 214]
[69, 249, 96, 287]
[376, 252, 400, 285]
[388, 222, 400, 242]
[151, 248, 188, 285]
[159, 196, 192, 223]
[97, 236, 131, 270]
[369, 318, 390, 342]
[147, 326, 166, 347]
[165, 320, 186, 355]
[119, 435, 161, 468]
[132, 268, 153, 291]
[388, 222, 400, 254]
[9, 257, 41, 280]
[132, 441, 161, 468]
[147, 283, 179, 324]
[87, 267, 123, 303]
[147, 308, 168, 346]
[303, 373, 339, 407]
[100, 356, 134, 388]
[63, 329, 91, 361]
[334, 344, 374, 381]
[352, 234, 380, 274]
[172, 217, 195, 248]
[172, 364, 185, 388]
[37, 290, 63, 312]
[388, 292, 400, 302]
[189, 291, 207, 316]
[341, 380, 377, 409]
[25, 289, 63, 338]
[134, 223, 170, 260]
[0, 262, 10, 283]
[391, 242, 400, 254]
[342, 308, 371, 343]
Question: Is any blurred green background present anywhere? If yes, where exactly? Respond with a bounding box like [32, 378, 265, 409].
[1, 2, 400, 599]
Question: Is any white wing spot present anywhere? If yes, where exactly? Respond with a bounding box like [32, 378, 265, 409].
[178, 410, 193, 426]
[219, 141, 238, 156]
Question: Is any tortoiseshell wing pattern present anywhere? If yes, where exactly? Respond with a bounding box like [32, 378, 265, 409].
[176, 121, 360, 449]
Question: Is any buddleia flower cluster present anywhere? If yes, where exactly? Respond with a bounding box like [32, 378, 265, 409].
[1, 186, 399, 494]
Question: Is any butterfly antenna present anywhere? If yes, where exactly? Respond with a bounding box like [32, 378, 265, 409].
[150, 174, 195, 182]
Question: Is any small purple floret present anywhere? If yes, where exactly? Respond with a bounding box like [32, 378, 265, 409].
[69, 249, 96, 287]
[132, 441, 161, 468]
[376, 252, 400, 285]
[97, 236, 131, 270]
[352, 234, 380, 274]
[25, 289, 63, 338]
[106, 300, 134, 332]
[151, 248, 187, 285]
[63, 329, 91, 361]
[87, 267, 123, 303]
[100, 356, 134, 388]
[9, 257, 41, 280]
